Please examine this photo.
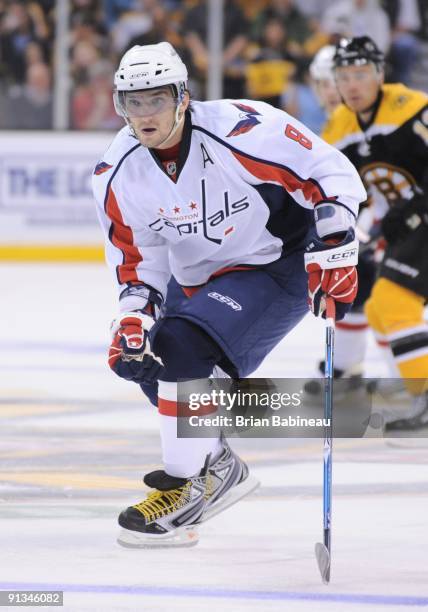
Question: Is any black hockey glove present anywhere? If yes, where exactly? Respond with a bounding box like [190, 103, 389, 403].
[381, 194, 428, 245]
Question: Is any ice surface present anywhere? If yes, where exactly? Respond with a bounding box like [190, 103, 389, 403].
[0, 264, 427, 612]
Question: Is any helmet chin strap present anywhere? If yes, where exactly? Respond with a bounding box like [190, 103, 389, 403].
[153, 104, 184, 149]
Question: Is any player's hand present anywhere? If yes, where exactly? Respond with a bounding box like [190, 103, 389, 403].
[304, 230, 358, 320]
[381, 193, 428, 245]
[307, 264, 358, 319]
[108, 311, 165, 383]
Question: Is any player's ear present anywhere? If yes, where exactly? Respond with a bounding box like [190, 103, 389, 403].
[180, 91, 190, 116]
[376, 67, 385, 86]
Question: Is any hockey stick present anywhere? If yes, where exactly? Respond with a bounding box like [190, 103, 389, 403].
[315, 296, 336, 584]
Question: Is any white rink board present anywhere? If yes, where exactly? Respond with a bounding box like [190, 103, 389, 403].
[0, 132, 113, 245]
[0, 263, 427, 612]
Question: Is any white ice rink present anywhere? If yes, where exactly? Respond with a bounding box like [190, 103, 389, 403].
[1, 263, 427, 612]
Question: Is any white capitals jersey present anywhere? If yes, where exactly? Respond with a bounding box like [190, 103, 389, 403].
[92, 99, 366, 301]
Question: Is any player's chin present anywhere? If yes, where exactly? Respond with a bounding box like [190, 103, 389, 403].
[137, 130, 161, 146]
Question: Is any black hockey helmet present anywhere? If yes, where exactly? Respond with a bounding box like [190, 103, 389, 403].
[333, 36, 384, 69]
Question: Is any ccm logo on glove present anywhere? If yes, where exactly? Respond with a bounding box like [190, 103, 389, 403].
[327, 247, 358, 262]
[304, 230, 359, 320]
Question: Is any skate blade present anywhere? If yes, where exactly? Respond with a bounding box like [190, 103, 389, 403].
[315, 542, 330, 584]
[117, 524, 199, 549]
[201, 475, 260, 523]
[385, 438, 428, 449]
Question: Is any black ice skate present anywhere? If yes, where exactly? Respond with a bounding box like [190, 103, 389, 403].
[385, 391, 428, 431]
[303, 360, 363, 397]
[117, 441, 259, 548]
[117, 470, 205, 548]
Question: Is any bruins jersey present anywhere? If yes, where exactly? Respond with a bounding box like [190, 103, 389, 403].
[323, 83, 428, 296]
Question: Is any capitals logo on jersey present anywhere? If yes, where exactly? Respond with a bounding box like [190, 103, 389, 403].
[149, 178, 250, 244]
[227, 103, 261, 137]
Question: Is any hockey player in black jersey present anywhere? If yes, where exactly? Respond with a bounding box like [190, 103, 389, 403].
[306, 45, 377, 393]
[323, 36, 428, 429]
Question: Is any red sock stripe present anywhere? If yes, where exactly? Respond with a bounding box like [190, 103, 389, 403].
[336, 321, 369, 331]
[158, 398, 218, 417]
[105, 186, 142, 284]
[232, 150, 324, 204]
[376, 339, 390, 347]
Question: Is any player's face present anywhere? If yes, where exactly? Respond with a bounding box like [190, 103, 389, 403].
[314, 78, 341, 116]
[334, 63, 383, 113]
[126, 87, 188, 148]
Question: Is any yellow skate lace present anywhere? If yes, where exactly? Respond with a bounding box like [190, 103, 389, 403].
[133, 482, 192, 522]
[204, 472, 215, 500]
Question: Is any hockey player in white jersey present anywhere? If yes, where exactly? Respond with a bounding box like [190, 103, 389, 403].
[309, 45, 341, 119]
[92, 42, 366, 548]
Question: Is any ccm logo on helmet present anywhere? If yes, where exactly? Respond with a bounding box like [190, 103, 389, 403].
[327, 248, 357, 262]
[130, 72, 149, 78]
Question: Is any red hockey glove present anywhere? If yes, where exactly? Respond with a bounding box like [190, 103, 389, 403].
[109, 311, 165, 384]
[304, 230, 358, 320]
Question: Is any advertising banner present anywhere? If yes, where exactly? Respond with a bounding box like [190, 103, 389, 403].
[0, 131, 113, 259]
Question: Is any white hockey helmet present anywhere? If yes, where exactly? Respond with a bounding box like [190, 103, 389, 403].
[113, 42, 188, 118]
[309, 46, 336, 82]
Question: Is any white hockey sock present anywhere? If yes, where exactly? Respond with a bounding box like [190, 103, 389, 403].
[334, 312, 368, 373]
[158, 381, 222, 478]
[374, 332, 401, 377]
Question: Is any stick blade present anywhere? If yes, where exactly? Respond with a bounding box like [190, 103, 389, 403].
[315, 542, 331, 584]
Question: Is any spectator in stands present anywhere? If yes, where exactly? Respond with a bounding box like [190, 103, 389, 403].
[322, 0, 391, 54]
[295, 0, 336, 21]
[71, 39, 101, 83]
[102, 0, 134, 29]
[24, 39, 49, 67]
[71, 59, 123, 129]
[246, 17, 296, 108]
[2, 61, 52, 128]
[0, 0, 50, 84]
[381, 0, 421, 84]
[110, 0, 159, 53]
[69, 13, 109, 60]
[34, 0, 55, 18]
[417, 0, 428, 41]
[182, 0, 249, 99]
[252, 0, 326, 61]
[71, 0, 102, 22]
[126, 1, 182, 51]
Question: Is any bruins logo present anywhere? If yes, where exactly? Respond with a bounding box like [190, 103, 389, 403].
[360, 162, 416, 205]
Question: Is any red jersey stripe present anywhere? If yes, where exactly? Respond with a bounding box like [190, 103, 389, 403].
[181, 286, 201, 298]
[232, 150, 324, 204]
[105, 187, 142, 284]
[180, 265, 255, 298]
[210, 265, 254, 278]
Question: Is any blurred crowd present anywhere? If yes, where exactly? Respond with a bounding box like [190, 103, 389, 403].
[0, 0, 427, 131]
